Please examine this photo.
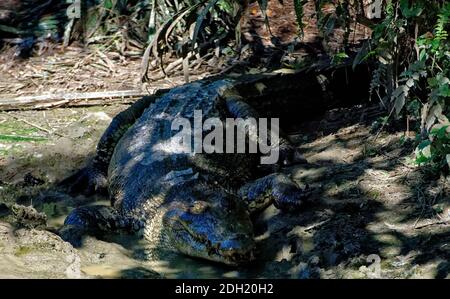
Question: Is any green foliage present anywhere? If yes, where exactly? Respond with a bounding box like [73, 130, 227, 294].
[285, 0, 450, 174]
[0, 135, 46, 143]
[394, 2, 450, 172]
[415, 125, 450, 171]
[293, 0, 308, 36]
[333, 0, 450, 174]
[6, 0, 450, 174]
[138, 0, 450, 175]
[399, 0, 424, 19]
[332, 51, 349, 64]
[138, 0, 242, 80]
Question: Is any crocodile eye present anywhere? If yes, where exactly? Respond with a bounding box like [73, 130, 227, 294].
[190, 201, 209, 214]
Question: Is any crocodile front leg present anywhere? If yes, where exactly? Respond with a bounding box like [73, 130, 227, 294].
[59, 89, 169, 195]
[59, 205, 143, 247]
[238, 173, 311, 213]
[224, 94, 306, 166]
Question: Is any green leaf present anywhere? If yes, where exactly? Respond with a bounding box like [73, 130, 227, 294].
[258, 0, 268, 11]
[104, 0, 113, 10]
[293, 0, 308, 35]
[392, 85, 409, 116]
[400, 0, 424, 18]
[191, 0, 221, 51]
[353, 41, 370, 70]
[415, 140, 432, 164]
[430, 125, 449, 140]
[0, 134, 46, 142]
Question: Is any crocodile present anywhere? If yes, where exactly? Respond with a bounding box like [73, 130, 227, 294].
[59, 66, 369, 265]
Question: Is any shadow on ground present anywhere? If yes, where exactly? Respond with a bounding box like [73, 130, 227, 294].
[0, 100, 449, 279]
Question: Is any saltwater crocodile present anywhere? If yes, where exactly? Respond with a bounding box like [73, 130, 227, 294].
[59, 67, 368, 265]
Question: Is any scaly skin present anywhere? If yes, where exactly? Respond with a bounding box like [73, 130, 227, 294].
[59, 68, 350, 265]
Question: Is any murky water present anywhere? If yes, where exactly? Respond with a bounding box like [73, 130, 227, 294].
[44, 199, 262, 279]
[2, 106, 448, 279]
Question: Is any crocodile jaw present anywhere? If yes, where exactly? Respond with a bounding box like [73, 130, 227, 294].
[143, 209, 255, 266]
[142, 198, 255, 266]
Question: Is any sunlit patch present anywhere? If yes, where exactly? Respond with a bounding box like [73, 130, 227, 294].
[150, 138, 193, 162]
[163, 168, 199, 186]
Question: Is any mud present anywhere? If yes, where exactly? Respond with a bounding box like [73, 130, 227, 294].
[0, 103, 449, 279]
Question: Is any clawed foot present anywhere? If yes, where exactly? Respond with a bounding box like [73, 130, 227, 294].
[58, 165, 107, 196]
[240, 173, 312, 214]
[59, 224, 85, 247]
[272, 178, 312, 212]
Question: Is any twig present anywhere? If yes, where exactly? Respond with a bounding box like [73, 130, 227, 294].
[414, 219, 449, 230]
[0, 90, 152, 111]
[373, 104, 395, 141]
[304, 219, 330, 232]
[6, 113, 64, 137]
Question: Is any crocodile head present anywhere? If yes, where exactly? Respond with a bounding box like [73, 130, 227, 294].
[162, 192, 255, 266]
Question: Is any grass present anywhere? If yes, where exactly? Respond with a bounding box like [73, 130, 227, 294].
[367, 189, 382, 200]
[0, 144, 24, 157]
[0, 120, 39, 135]
[0, 134, 47, 142]
[0, 120, 48, 144]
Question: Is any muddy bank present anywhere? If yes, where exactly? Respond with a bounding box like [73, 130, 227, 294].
[0, 102, 449, 278]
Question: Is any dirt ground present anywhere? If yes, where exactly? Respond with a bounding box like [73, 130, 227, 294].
[0, 0, 449, 279]
[241, 0, 371, 48]
[0, 101, 449, 278]
[0, 0, 371, 100]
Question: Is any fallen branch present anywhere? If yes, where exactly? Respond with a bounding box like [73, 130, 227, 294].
[303, 219, 330, 232]
[414, 219, 449, 230]
[0, 90, 153, 111]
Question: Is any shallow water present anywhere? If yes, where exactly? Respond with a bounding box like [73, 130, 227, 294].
[44, 198, 256, 278]
[1, 106, 449, 279]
